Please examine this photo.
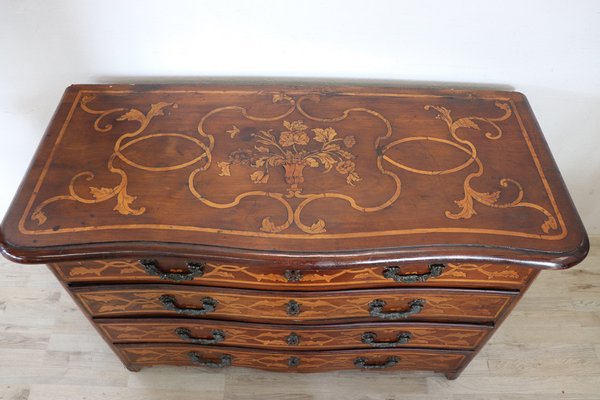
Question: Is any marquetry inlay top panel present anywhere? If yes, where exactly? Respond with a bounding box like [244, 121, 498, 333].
[0, 84, 588, 264]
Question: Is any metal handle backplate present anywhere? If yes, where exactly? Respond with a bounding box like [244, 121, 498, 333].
[361, 332, 412, 348]
[284, 270, 303, 282]
[383, 264, 445, 283]
[287, 356, 300, 367]
[140, 259, 205, 281]
[368, 299, 425, 320]
[159, 294, 217, 316]
[285, 332, 300, 346]
[286, 300, 301, 316]
[354, 356, 399, 369]
[175, 328, 225, 345]
[188, 352, 232, 368]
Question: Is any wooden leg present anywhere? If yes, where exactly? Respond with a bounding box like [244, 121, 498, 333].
[126, 364, 142, 372]
[444, 370, 460, 380]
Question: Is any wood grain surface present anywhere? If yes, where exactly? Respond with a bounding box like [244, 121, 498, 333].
[117, 343, 468, 375]
[51, 258, 535, 290]
[0, 84, 588, 268]
[0, 238, 599, 398]
[0, 83, 593, 394]
[97, 318, 492, 350]
[72, 284, 516, 323]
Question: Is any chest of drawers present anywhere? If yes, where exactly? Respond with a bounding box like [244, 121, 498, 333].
[0, 84, 588, 379]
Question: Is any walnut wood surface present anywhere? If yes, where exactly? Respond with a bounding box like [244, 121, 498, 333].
[117, 343, 468, 374]
[52, 258, 535, 290]
[5, 245, 600, 390]
[97, 318, 492, 351]
[0, 83, 588, 380]
[73, 284, 516, 323]
[0, 84, 588, 268]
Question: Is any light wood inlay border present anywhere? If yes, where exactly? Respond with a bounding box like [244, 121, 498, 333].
[18, 89, 567, 241]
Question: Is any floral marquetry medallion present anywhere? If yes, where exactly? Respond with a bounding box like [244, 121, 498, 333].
[217, 120, 361, 189]
[1, 84, 588, 262]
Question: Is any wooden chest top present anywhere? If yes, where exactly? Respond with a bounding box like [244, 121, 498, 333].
[0, 84, 588, 267]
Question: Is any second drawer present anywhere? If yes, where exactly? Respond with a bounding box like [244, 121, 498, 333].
[73, 285, 517, 323]
[97, 318, 493, 350]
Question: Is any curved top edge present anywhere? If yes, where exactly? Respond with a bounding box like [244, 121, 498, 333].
[0, 84, 589, 270]
[0, 230, 589, 270]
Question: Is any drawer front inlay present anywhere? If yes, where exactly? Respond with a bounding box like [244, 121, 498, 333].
[52, 259, 535, 290]
[117, 343, 468, 373]
[98, 319, 492, 350]
[74, 285, 516, 323]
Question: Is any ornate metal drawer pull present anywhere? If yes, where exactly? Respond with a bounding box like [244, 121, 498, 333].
[159, 294, 217, 316]
[361, 332, 412, 348]
[283, 270, 303, 282]
[354, 356, 399, 369]
[187, 352, 232, 368]
[368, 299, 425, 320]
[175, 328, 225, 345]
[382, 263, 445, 283]
[286, 300, 301, 316]
[139, 259, 205, 281]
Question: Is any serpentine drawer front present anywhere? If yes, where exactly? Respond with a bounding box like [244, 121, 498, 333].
[98, 319, 493, 351]
[0, 84, 588, 379]
[73, 285, 516, 323]
[51, 259, 536, 290]
[117, 344, 469, 373]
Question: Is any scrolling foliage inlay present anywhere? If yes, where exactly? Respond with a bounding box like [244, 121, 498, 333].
[29, 91, 559, 237]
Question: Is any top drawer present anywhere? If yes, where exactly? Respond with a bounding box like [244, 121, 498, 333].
[51, 258, 535, 290]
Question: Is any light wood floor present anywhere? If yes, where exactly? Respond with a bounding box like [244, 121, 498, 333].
[1, 238, 599, 400]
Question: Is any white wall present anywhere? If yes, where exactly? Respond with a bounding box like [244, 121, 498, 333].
[1, 0, 599, 233]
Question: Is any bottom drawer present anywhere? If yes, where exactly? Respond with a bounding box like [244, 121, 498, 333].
[117, 343, 469, 374]
[98, 318, 492, 351]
